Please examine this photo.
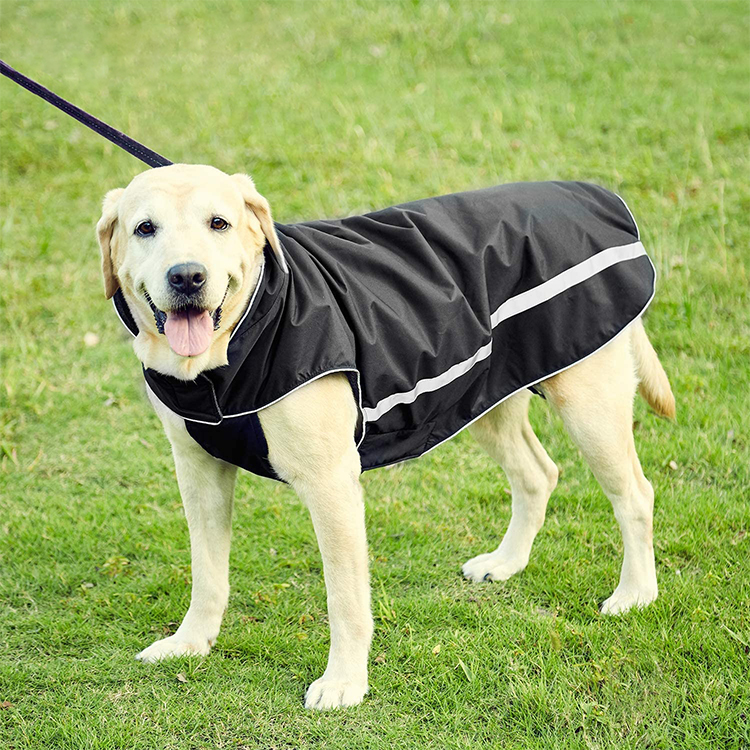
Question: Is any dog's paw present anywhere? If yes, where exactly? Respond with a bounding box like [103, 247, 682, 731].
[304, 677, 368, 710]
[135, 634, 213, 663]
[462, 551, 528, 582]
[600, 585, 658, 615]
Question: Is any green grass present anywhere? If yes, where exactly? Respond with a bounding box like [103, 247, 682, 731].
[1, 1, 749, 747]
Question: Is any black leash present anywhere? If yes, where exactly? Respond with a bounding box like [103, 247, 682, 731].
[1, 59, 172, 168]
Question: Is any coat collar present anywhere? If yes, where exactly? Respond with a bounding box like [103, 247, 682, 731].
[111, 244, 291, 424]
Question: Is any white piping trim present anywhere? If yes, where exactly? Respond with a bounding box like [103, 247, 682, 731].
[222, 368, 358, 419]
[615, 193, 640, 240]
[145, 379, 224, 426]
[144, 380, 219, 426]
[223, 367, 368, 451]
[146, 366, 369, 449]
[112, 296, 137, 338]
[274, 244, 289, 274]
[364, 241, 647, 423]
[229, 258, 265, 340]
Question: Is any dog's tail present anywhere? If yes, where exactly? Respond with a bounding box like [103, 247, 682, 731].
[632, 318, 676, 419]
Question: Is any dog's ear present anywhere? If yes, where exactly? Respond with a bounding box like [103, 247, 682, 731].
[96, 188, 125, 299]
[231, 173, 288, 273]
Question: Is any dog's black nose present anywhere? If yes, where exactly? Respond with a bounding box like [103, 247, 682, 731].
[167, 263, 207, 296]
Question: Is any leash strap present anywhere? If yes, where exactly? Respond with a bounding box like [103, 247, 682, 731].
[1, 59, 173, 168]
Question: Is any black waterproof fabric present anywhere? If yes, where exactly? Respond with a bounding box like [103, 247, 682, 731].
[113, 181, 655, 481]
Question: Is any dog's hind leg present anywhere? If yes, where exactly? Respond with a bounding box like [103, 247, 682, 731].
[543, 329, 659, 614]
[463, 390, 559, 582]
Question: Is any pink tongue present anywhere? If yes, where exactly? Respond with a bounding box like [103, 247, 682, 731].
[164, 309, 214, 356]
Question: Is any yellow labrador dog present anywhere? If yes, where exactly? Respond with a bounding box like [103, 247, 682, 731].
[96, 164, 674, 709]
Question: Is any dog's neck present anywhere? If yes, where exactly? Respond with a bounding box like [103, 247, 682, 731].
[127, 261, 263, 382]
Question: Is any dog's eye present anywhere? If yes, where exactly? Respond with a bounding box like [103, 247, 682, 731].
[135, 221, 156, 237]
[210, 217, 229, 231]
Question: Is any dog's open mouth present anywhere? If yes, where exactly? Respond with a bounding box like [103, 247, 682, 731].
[144, 287, 227, 358]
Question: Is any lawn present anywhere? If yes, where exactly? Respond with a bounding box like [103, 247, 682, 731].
[1, 1, 748, 748]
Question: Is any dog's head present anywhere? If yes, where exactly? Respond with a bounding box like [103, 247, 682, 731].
[96, 164, 285, 379]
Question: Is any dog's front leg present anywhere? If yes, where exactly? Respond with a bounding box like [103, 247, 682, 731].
[136, 390, 237, 662]
[261, 374, 373, 709]
[294, 465, 371, 709]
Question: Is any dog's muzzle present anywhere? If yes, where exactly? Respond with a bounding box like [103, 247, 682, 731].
[143, 284, 228, 335]
[142, 280, 230, 357]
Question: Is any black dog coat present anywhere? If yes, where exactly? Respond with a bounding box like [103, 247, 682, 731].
[113, 181, 655, 480]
